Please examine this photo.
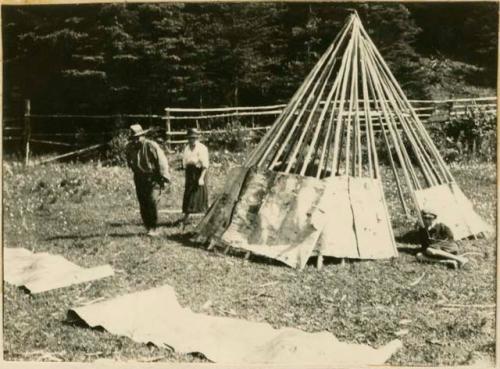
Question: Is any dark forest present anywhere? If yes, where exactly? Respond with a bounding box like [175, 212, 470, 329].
[3, 2, 498, 115]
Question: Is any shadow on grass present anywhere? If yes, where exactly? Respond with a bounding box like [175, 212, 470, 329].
[305, 256, 351, 268]
[19, 286, 32, 295]
[168, 231, 288, 268]
[239, 252, 287, 268]
[64, 310, 106, 332]
[168, 231, 202, 248]
[108, 221, 143, 227]
[395, 229, 422, 256]
[108, 219, 182, 228]
[396, 229, 421, 244]
[159, 219, 184, 228]
[46, 232, 141, 241]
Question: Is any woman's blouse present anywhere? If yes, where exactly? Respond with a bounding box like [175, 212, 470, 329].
[183, 141, 209, 169]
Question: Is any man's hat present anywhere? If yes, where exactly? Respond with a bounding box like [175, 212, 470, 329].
[186, 128, 200, 138]
[421, 210, 437, 220]
[130, 124, 148, 137]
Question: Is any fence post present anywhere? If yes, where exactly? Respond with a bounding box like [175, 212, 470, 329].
[165, 108, 171, 150]
[23, 99, 31, 166]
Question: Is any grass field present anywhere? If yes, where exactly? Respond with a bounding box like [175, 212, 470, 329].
[2, 152, 496, 365]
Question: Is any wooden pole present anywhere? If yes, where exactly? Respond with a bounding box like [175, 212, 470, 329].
[389, 93, 444, 186]
[316, 253, 323, 270]
[286, 23, 356, 175]
[35, 143, 107, 165]
[361, 39, 416, 193]
[300, 61, 342, 176]
[372, 48, 439, 189]
[344, 24, 358, 177]
[365, 45, 432, 188]
[24, 99, 31, 166]
[355, 33, 402, 252]
[29, 139, 74, 147]
[264, 16, 355, 170]
[285, 55, 337, 174]
[359, 41, 374, 178]
[269, 38, 344, 170]
[359, 37, 409, 222]
[207, 239, 216, 251]
[353, 23, 362, 177]
[316, 38, 353, 178]
[165, 108, 172, 151]
[380, 79, 446, 186]
[315, 81, 342, 178]
[330, 34, 355, 175]
[355, 91, 362, 178]
[358, 23, 454, 185]
[361, 38, 421, 221]
[364, 43, 439, 187]
[376, 73, 443, 185]
[381, 127, 410, 215]
[252, 48, 333, 167]
[379, 118, 410, 215]
[248, 62, 322, 168]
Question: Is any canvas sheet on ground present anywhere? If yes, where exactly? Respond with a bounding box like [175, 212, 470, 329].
[68, 284, 402, 365]
[4, 247, 114, 294]
[218, 168, 397, 268]
[415, 183, 493, 240]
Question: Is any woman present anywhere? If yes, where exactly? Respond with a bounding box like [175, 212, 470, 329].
[182, 128, 209, 228]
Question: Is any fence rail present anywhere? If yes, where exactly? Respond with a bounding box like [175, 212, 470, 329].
[3, 96, 497, 165]
[164, 96, 497, 145]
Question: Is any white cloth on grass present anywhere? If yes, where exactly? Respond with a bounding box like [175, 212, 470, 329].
[4, 247, 113, 294]
[69, 284, 402, 365]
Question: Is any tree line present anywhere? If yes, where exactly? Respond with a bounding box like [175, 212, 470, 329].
[3, 2, 498, 116]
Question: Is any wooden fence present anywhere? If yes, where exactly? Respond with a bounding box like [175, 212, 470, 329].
[4, 100, 166, 166]
[164, 96, 497, 144]
[3, 97, 497, 165]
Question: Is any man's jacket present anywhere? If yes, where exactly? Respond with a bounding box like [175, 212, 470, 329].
[126, 139, 171, 183]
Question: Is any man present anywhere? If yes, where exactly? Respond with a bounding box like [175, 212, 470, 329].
[126, 124, 171, 237]
[416, 210, 468, 268]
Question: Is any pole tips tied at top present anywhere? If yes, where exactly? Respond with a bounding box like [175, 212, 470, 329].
[346, 8, 360, 19]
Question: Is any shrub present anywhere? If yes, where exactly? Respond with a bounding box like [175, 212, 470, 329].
[103, 129, 130, 166]
[205, 120, 259, 152]
[428, 106, 496, 163]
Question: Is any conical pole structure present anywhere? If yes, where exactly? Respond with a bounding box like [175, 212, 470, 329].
[242, 11, 465, 226]
[195, 11, 489, 265]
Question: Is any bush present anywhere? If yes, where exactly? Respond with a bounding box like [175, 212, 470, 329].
[428, 106, 496, 162]
[103, 129, 130, 166]
[205, 120, 260, 152]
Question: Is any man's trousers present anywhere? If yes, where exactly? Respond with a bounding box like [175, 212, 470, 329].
[134, 174, 161, 230]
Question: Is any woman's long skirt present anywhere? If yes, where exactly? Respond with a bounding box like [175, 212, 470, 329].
[183, 164, 208, 214]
